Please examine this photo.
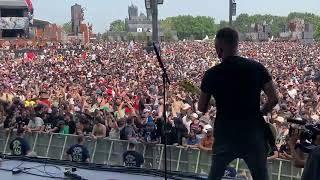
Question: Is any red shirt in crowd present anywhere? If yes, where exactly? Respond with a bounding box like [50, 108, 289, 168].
[38, 99, 51, 108]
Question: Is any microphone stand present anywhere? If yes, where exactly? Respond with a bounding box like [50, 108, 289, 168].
[153, 42, 170, 180]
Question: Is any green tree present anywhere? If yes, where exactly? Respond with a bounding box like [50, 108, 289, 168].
[163, 13, 320, 40]
[219, 20, 229, 29]
[233, 13, 251, 33]
[315, 25, 320, 41]
[287, 12, 320, 25]
[269, 17, 287, 36]
[161, 19, 175, 41]
[136, 32, 147, 42]
[161, 15, 218, 40]
[164, 31, 174, 41]
[109, 20, 125, 32]
[101, 32, 109, 40]
[127, 32, 134, 41]
[232, 14, 287, 36]
[160, 19, 173, 32]
[62, 21, 72, 34]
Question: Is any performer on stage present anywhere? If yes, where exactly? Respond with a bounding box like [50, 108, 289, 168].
[198, 28, 279, 180]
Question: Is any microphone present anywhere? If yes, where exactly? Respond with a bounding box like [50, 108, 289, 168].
[152, 42, 170, 85]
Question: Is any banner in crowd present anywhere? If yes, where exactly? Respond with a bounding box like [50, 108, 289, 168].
[0, 17, 29, 30]
[12, 49, 40, 59]
[25, 51, 36, 61]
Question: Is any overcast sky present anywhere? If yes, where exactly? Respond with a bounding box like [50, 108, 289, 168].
[32, 0, 320, 33]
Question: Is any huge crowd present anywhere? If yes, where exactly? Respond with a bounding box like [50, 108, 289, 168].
[0, 41, 320, 160]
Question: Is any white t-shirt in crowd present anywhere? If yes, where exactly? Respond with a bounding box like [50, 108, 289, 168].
[28, 117, 44, 129]
[288, 89, 297, 99]
[182, 116, 192, 133]
[92, 54, 96, 60]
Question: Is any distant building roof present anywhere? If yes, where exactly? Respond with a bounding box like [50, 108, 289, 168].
[32, 19, 50, 28]
[0, 0, 27, 8]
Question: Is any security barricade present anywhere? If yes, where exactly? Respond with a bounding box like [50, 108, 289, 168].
[0, 130, 303, 180]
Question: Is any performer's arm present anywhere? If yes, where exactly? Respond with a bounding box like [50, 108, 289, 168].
[199, 71, 212, 113]
[261, 81, 279, 115]
[198, 92, 211, 113]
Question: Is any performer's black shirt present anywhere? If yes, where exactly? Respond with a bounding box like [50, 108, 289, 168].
[201, 56, 272, 142]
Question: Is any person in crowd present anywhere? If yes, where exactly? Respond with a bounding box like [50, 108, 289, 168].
[27, 111, 44, 133]
[109, 119, 121, 139]
[183, 130, 200, 148]
[198, 28, 279, 180]
[65, 113, 76, 134]
[66, 135, 90, 163]
[123, 142, 144, 168]
[82, 118, 93, 136]
[267, 144, 279, 160]
[91, 116, 106, 140]
[9, 128, 31, 156]
[15, 109, 30, 130]
[173, 117, 188, 145]
[48, 120, 68, 134]
[0, 36, 318, 178]
[120, 118, 137, 141]
[189, 113, 203, 137]
[181, 103, 193, 133]
[43, 107, 59, 130]
[140, 122, 160, 144]
[199, 128, 214, 152]
[75, 120, 84, 135]
[279, 136, 292, 160]
[172, 94, 184, 117]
